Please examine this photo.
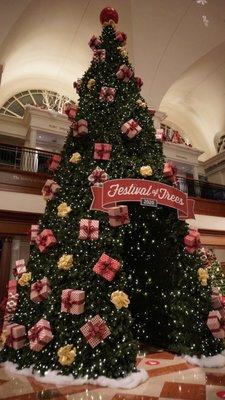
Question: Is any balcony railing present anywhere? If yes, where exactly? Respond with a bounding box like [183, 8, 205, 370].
[0, 144, 57, 174]
[0, 144, 225, 202]
[178, 177, 225, 202]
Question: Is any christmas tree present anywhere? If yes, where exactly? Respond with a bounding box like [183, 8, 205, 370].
[0, 8, 148, 386]
[0, 6, 224, 380]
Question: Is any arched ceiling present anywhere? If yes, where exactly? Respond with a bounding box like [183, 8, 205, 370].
[0, 0, 225, 160]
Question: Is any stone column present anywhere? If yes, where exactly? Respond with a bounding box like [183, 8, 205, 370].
[153, 111, 167, 130]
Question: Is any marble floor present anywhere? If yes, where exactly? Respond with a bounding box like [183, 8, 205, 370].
[1, 350, 225, 400]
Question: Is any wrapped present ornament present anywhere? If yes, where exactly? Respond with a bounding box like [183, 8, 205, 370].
[155, 128, 166, 142]
[172, 131, 185, 144]
[5, 293, 19, 315]
[108, 205, 130, 227]
[116, 64, 133, 83]
[73, 78, 82, 94]
[30, 277, 51, 303]
[63, 102, 77, 120]
[93, 253, 121, 281]
[184, 228, 201, 254]
[41, 179, 60, 201]
[14, 259, 26, 276]
[36, 229, 57, 253]
[148, 108, 156, 117]
[72, 119, 88, 138]
[121, 119, 142, 139]
[93, 49, 106, 61]
[163, 162, 177, 183]
[61, 289, 85, 315]
[115, 31, 127, 45]
[135, 77, 143, 90]
[94, 143, 112, 160]
[80, 314, 110, 348]
[207, 310, 225, 339]
[99, 86, 116, 102]
[89, 35, 101, 49]
[28, 319, 53, 352]
[48, 154, 61, 172]
[211, 288, 225, 318]
[6, 323, 26, 350]
[88, 166, 109, 186]
[79, 219, 99, 240]
[30, 224, 39, 243]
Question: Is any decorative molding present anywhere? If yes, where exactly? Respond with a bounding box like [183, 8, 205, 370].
[192, 197, 225, 217]
[0, 210, 41, 235]
[0, 166, 49, 194]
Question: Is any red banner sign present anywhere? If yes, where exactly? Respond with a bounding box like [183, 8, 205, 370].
[90, 179, 195, 220]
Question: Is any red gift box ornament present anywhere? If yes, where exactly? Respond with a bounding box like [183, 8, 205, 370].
[93, 253, 121, 281]
[155, 129, 166, 142]
[48, 154, 61, 172]
[14, 259, 26, 276]
[61, 289, 85, 315]
[207, 310, 225, 339]
[116, 31, 127, 45]
[79, 219, 99, 240]
[121, 119, 142, 139]
[28, 318, 53, 352]
[184, 228, 201, 254]
[41, 179, 60, 201]
[99, 86, 116, 102]
[5, 293, 19, 315]
[35, 229, 57, 253]
[93, 49, 106, 62]
[63, 102, 77, 120]
[116, 64, 133, 83]
[6, 323, 26, 350]
[163, 162, 177, 184]
[30, 225, 39, 243]
[108, 205, 130, 227]
[72, 119, 88, 138]
[94, 143, 112, 160]
[30, 277, 51, 303]
[73, 78, 82, 94]
[80, 314, 111, 348]
[89, 35, 101, 49]
[88, 167, 109, 186]
[135, 77, 143, 90]
[172, 131, 184, 145]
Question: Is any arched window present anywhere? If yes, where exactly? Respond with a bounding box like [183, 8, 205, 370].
[0, 89, 71, 118]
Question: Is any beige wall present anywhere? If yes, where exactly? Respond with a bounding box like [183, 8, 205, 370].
[0, 191, 45, 213]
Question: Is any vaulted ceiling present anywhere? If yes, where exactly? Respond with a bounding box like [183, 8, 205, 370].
[0, 0, 225, 160]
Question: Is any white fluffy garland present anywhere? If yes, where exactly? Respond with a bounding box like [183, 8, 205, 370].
[2, 361, 148, 389]
[184, 350, 225, 368]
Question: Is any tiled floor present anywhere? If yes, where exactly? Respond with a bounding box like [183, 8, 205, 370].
[1, 350, 225, 400]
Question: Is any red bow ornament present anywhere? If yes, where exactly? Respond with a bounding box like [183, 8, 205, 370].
[88, 166, 109, 186]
